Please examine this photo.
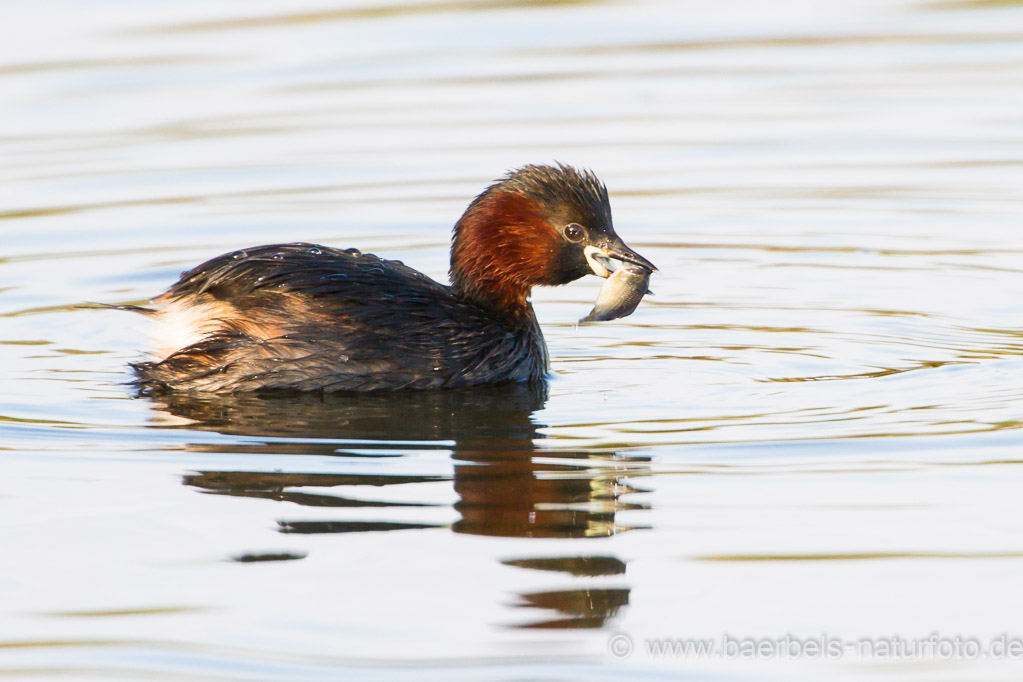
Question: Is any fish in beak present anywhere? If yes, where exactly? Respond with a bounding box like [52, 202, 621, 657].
[583, 238, 657, 279]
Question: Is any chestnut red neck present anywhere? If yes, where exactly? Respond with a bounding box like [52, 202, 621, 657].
[449, 190, 559, 320]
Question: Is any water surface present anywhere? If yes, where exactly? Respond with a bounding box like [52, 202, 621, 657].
[3, 0, 1023, 679]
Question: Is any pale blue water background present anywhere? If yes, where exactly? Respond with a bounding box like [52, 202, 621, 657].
[3, 0, 1023, 679]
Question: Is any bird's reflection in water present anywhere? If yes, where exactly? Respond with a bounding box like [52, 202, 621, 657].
[149, 383, 649, 628]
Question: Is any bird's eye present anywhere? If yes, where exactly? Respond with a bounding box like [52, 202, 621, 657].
[563, 223, 585, 242]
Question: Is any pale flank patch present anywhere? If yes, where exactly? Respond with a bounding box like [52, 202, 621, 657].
[147, 299, 233, 362]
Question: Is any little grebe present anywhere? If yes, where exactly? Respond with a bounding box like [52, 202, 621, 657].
[131, 163, 655, 392]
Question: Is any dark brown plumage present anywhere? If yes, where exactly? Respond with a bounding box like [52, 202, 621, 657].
[131, 163, 654, 392]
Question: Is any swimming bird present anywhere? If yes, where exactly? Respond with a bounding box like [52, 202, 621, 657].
[129, 163, 655, 392]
